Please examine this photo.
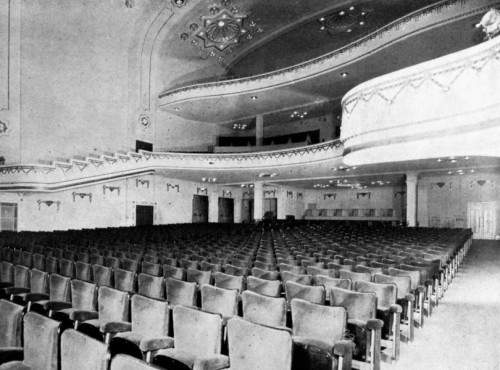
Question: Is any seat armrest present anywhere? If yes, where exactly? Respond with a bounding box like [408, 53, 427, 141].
[99, 321, 132, 334]
[69, 310, 99, 322]
[333, 339, 353, 357]
[22, 293, 49, 302]
[140, 336, 174, 352]
[390, 304, 403, 314]
[0, 347, 24, 364]
[293, 336, 333, 353]
[193, 354, 230, 370]
[366, 318, 384, 331]
[41, 300, 72, 311]
[405, 293, 415, 302]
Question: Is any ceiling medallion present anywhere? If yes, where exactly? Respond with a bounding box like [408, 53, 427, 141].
[319, 7, 368, 33]
[138, 115, 151, 130]
[197, 9, 248, 51]
[180, 33, 189, 41]
[171, 0, 188, 7]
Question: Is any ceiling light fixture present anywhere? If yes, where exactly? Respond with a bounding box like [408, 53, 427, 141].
[202, 177, 217, 182]
[250, 96, 258, 100]
[340, 72, 349, 77]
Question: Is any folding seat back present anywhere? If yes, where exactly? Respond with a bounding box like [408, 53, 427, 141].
[162, 257, 177, 267]
[246, 275, 281, 298]
[314, 275, 352, 300]
[301, 260, 325, 270]
[121, 258, 140, 273]
[279, 263, 305, 274]
[12, 249, 22, 265]
[90, 248, 102, 256]
[0, 299, 24, 347]
[201, 284, 238, 319]
[78, 252, 90, 263]
[2, 247, 13, 262]
[327, 262, 353, 272]
[163, 265, 185, 281]
[253, 261, 277, 271]
[92, 264, 113, 287]
[356, 265, 384, 276]
[374, 274, 411, 301]
[114, 268, 136, 293]
[339, 269, 372, 284]
[281, 271, 313, 286]
[165, 278, 197, 307]
[187, 268, 212, 286]
[75, 261, 93, 282]
[306, 266, 338, 279]
[110, 354, 161, 370]
[141, 261, 161, 277]
[33, 254, 46, 271]
[284, 281, 325, 308]
[143, 254, 159, 264]
[13, 265, 31, 289]
[71, 279, 98, 311]
[52, 248, 64, 260]
[251, 267, 279, 281]
[242, 290, 286, 328]
[97, 286, 130, 322]
[226, 317, 292, 370]
[90, 254, 105, 266]
[64, 250, 76, 261]
[59, 259, 75, 278]
[46, 256, 58, 274]
[329, 287, 376, 323]
[214, 272, 245, 294]
[179, 258, 199, 270]
[200, 261, 222, 273]
[138, 273, 164, 299]
[61, 329, 109, 370]
[19, 312, 62, 370]
[230, 258, 251, 269]
[354, 280, 397, 310]
[105, 256, 121, 270]
[389, 267, 421, 291]
[21, 251, 33, 268]
[210, 256, 227, 265]
[291, 299, 349, 370]
[224, 264, 249, 277]
[0, 261, 14, 285]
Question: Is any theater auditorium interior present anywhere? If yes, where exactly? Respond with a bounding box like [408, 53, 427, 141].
[0, 0, 500, 369]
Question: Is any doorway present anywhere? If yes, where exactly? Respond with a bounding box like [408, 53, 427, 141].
[136, 205, 154, 226]
[263, 198, 278, 220]
[241, 199, 254, 223]
[467, 202, 496, 239]
[218, 198, 234, 223]
[192, 195, 209, 223]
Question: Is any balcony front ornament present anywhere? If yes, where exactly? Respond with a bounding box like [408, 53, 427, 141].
[324, 193, 337, 200]
[356, 192, 371, 199]
[197, 187, 208, 195]
[103, 185, 121, 195]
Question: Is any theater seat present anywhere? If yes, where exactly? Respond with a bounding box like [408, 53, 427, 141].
[0, 312, 61, 370]
[291, 299, 353, 370]
[61, 329, 109, 370]
[242, 290, 286, 328]
[138, 273, 164, 300]
[246, 276, 281, 298]
[0, 300, 24, 351]
[152, 305, 228, 370]
[201, 284, 238, 322]
[166, 278, 197, 307]
[214, 272, 245, 294]
[52, 279, 98, 328]
[224, 317, 292, 370]
[110, 354, 163, 370]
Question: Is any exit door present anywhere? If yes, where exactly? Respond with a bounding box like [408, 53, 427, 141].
[136, 205, 154, 226]
[467, 202, 496, 239]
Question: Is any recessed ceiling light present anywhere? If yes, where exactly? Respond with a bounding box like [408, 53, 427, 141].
[359, 21, 365, 25]
[448, 171, 452, 174]
[347, 29, 352, 33]
[250, 96, 258, 100]
[437, 159, 442, 162]
[349, 6, 355, 11]
[320, 26, 325, 30]
[319, 17, 325, 22]
[174, 107, 180, 111]
[470, 169, 475, 173]
[340, 72, 349, 77]
[339, 11, 345, 16]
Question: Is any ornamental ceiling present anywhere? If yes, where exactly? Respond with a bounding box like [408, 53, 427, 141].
[156, 0, 488, 125]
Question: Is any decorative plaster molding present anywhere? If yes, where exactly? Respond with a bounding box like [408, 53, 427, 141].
[72, 192, 92, 203]
[286, 191, 293, 198]
[37, 200, 60, 211]
[264, 190, 276, 198]
[136, 179, 150, 188]
[324, 193, 337, 200]
[356, 192, 371, 199]
[223, 190, 232, 197]
[167, 183, 180, 192]
[103, 185, 121, 195]
[297, 192, 303, 199]
[197, 187, 208, 195]
[243, 191, 254, 198]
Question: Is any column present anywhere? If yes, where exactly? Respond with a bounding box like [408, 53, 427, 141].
[253, 182, 264, 222]
[256, 114, 264, 147]
[406, 172, 418, 227]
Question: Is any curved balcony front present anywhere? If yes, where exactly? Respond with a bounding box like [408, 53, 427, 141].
[342, 34, 500, 166]
[158, 0, 497, 123]
[0, 141, 343, 192]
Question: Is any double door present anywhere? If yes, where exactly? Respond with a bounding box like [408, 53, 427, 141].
[467, 202, 496, 239]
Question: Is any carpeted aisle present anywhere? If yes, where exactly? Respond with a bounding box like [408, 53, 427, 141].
[384, 240, 500, 370]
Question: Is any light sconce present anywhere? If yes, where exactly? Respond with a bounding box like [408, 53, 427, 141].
[167, 183, 180, 192]
[136, 179, 150, 188]
[72, 192, 92, 203]
[103, 185, 120, 195]
[37, 200, 61, 211]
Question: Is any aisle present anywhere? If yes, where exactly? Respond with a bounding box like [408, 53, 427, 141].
[384, 240, 500, 370]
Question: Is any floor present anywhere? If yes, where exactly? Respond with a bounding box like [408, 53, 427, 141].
[384, 240, 500, 370]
